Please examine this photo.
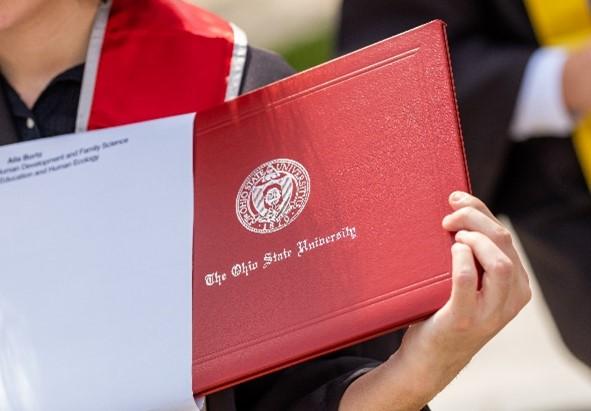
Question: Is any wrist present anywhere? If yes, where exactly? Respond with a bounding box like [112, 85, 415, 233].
[563, 52, 579, 114]
[390, 340, 449, 400]
[394, 323, 478, 396]
[563, 46, 590, 116]
[384, 350, 438, 402]
[339, 353, 431, 411]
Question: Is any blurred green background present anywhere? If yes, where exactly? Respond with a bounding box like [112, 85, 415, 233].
[193, 0, 339, 72]
[278, 31, 333, 72]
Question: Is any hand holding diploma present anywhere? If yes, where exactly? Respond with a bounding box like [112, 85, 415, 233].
[339, 192, 532, 411]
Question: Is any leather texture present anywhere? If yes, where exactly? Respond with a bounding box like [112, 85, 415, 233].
[193, 21, 469, 395]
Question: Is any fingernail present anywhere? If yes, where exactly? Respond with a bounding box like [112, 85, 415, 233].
[442, 214, 451, 225]
[451, 191, 464, 202]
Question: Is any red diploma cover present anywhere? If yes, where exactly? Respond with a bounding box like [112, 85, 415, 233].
[193, 20, 470, 395]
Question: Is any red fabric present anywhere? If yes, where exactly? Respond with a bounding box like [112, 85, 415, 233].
[88, 0, 234, 130]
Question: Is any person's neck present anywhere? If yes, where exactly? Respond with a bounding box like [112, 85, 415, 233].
[0, 0, 100, 108]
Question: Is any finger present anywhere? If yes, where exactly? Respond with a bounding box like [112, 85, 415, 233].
[448, 191, 498, 223]
[442, 207, 516, 258]
[455, 230, 513, 311]
[449, 242, 479, 317]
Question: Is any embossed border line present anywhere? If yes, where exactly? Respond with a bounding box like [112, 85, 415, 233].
[196, 270, 449, 363]
[197, 47, 421, 134]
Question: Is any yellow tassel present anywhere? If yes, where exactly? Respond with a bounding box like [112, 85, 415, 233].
[574, 117, 591, 190]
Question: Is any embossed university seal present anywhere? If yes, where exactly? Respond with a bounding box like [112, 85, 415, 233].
[236, 159, 311, 234]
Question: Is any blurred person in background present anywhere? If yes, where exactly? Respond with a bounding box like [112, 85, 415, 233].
[337, 0, 591, 367]
[0, 0, 531, 410]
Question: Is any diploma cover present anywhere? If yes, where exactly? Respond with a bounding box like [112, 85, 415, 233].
[193, 20, 470, 395]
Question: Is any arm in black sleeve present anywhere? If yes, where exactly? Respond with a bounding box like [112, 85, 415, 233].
[233, 331, 420, 411]
[337, 0, 537, 204]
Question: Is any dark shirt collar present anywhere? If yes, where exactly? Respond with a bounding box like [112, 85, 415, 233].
[0, 64, 84, 141]
[1, 64, 84, 117]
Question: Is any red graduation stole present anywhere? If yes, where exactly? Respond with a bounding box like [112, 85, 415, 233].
[77, 0, 247, 132]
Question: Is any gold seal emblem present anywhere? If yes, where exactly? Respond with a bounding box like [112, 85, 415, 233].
[236, 159, 310, 234]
